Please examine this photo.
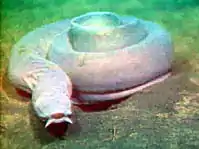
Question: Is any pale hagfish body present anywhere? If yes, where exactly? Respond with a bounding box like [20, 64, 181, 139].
[7, 12, 173, 135]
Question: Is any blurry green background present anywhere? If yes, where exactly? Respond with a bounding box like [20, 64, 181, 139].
[1, 0, 199, 149]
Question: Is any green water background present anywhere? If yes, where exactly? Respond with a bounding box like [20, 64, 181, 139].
[1, 0, 199, 149]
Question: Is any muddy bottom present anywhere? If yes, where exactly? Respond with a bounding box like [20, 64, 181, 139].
[1, 60, 199, 145]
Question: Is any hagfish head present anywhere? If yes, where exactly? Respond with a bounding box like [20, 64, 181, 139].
[33, 91, 73, 137]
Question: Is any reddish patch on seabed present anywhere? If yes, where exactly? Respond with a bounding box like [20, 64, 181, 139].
[15, 88, 32, 102]
[15, 88, 127, 112]
[75, 98, 127, 112]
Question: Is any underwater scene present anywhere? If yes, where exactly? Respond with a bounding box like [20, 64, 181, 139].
[1, 0, 199, 149]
